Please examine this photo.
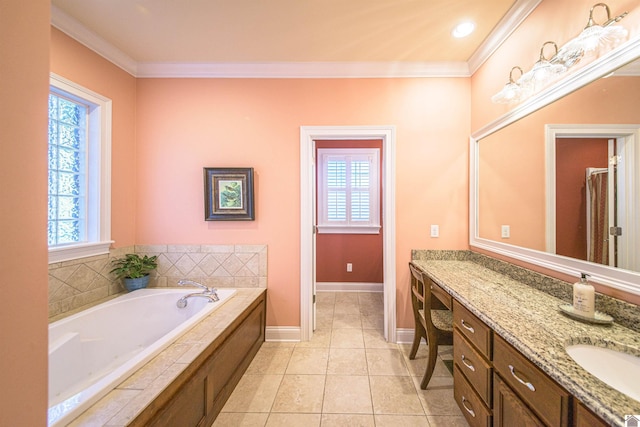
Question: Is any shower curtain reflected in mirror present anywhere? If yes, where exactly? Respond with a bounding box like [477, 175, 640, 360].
[586, 168, 608, 265]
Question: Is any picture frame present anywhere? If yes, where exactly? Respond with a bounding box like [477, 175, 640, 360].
[203, 167, 255, 221]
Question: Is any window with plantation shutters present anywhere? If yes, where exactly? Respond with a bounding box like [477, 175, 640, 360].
[317, 148, 380, 234]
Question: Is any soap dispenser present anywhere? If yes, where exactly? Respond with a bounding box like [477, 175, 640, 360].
[573, 273, 595, 317]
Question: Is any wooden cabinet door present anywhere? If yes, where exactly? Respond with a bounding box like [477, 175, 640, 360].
[493, 373, 543, 427]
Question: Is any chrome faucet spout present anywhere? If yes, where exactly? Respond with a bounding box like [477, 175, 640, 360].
[176, 292, 217, 308]
[177, 279, 219, 303]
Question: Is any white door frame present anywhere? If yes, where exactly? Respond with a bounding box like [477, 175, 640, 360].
[300, 125, 396, 342]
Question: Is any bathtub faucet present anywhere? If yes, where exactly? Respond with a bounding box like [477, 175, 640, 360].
[177, 279, 219, 302]
[176, 292, 218, 308]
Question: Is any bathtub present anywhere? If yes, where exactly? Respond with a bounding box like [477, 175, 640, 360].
[48, 287, 236, 427]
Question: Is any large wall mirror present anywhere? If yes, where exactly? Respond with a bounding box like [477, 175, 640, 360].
[471, 36, 640, 296]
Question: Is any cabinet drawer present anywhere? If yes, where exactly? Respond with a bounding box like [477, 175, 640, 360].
[454, 365, 492, 427]
[453, 300, 492, 359]
[454, 330, 492, 406]
[493, 335, 570, 427]
[493, 372, 543, 427]
[427, 277, 452, 309]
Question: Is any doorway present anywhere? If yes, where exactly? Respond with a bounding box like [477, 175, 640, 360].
[300, 126, 396, 343]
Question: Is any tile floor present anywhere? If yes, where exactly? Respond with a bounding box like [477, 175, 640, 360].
[214, 291, 469, 426]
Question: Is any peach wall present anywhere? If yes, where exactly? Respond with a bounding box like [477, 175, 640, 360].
[50, 28, 138, 247]
[135, 77, 471, 328]
[471, 0, 640, 131]
[0, 1, 50, 425]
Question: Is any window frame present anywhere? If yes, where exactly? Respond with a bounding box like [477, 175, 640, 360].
[317, 148, 381, 234]
[48, 73, 113, 263]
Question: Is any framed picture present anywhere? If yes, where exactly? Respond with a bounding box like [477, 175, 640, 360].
[203, 167, 255, 221]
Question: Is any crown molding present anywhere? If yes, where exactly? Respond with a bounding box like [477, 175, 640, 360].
[51, 2, 540, 79]
[467, 0, 542, 74]
[135, 61, 471, 78]
[51, 5, 138, 76]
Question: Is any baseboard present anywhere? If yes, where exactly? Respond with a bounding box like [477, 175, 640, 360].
[316, 282, 384, 292]
[265, 326, 415, 344]
[265, 326, 301, 342]
[396, 328, 417, 344]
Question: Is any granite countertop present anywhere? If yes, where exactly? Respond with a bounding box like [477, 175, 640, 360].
[411, 257, 640, 427]
[68, 288, 266, 427]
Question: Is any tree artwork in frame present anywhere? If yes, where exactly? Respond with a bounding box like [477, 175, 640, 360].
[204, 167, 255, 220]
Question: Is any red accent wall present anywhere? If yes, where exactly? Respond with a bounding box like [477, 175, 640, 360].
[316, 139, 383, 283]
[555, 138, 608, 261]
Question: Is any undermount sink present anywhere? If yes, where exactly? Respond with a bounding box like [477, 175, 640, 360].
[565, 343, 640, 402]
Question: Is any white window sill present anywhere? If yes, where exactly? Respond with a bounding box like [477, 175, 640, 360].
[49, 241, 114, 264]
[317, 225, 381, 235]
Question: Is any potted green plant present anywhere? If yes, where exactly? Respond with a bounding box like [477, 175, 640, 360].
[110, 253, 158, 292]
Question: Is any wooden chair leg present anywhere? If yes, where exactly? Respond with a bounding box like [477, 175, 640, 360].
[420, 329, 439, 389]
[409, 322, 425, 360]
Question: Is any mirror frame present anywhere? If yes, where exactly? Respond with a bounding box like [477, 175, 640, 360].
[470, 36, 640, 296]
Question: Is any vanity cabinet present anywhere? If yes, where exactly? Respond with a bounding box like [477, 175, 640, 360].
[132, 291, 266, 427]
[451, 301, 571, 427]
[453, 300, 493, 427]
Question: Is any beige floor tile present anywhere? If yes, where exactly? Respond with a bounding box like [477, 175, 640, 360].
[212, 412, 269, 427]
[246, 346, 294, 374]
[369, 376, 424, 415]
[265, 413, 321, 426]
[271, 374, 326, 413]
[330, 328, 364, 348]
[366, 348, 409, 376]
[427, 415, 470, 426]
[403, 346, 452, 378]
[323, 375, 373, 414]
[296, 328, 331, 348]
[412, 376, 463, 416]
[361, 313, 383, 330]
[374, 414, 430, 426]
[362, 328, 396, 349]
[332, 312, 362, 329]
[327, 348, 368, 375]
[320, 413, 375, 426]
[316, 291, 336, 304]
[286, 347, 329, 374]
[315, 315, 333, 331]
[221, 374, 283, 413]
[335, 293, 359, 304]
[333, 303, 361, 316]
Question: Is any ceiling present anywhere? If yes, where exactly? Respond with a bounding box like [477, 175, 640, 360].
[51, 0, 541, 77]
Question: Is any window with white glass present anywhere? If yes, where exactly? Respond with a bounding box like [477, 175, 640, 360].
[317, 148, 380, 234]
[48, 74, 112, 262]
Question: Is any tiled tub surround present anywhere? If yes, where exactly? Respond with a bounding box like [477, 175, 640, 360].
[411, 250, 640, 426]
[66, 288, 266, 426]
[49, 244, 267, 319]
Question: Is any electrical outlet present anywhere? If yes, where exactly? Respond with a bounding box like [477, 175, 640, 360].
[346, 263, 353, 272]
[501, 225, 510, 238]
[430, 224, 439, 238]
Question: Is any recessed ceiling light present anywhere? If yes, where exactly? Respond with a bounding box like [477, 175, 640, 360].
[452, 21, 476, 38]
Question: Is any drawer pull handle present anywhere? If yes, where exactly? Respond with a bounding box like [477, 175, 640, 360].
[461, 354, 476, 372]
[461, 396, 476, 417]
[508, 364, 536, 392]
[460, 319, 475, 333]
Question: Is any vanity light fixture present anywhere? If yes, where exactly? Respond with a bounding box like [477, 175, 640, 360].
[491, 2, 628, 104]
[491, 66, 524, 104]
[517, 41, 566, 95]
[556, 3, 628, 67]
